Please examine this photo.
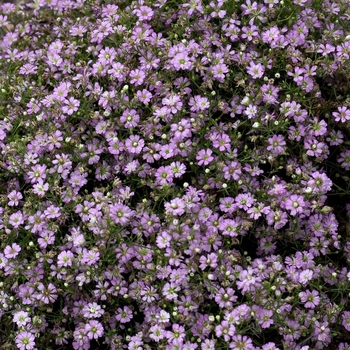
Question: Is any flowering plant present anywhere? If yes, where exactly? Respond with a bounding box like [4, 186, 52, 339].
[1, 0, 350, 349]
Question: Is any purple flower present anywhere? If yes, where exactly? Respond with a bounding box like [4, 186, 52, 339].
[137, 89, 153, 104]
[27, 164, 47, 184]
[155, 166, 174, 185]
[201, 339, 216, 350]
[13, 310, 30, 327]
[285, 194, 307, 216]
[162, 94, 183, 114]
[230, 335, 254, 349]
[211, 63, 229, 81]
[81, 248, 100, 266]
[189, 95, 210, 112]
[299, 289, 320, 309]
[196, 149, 214, 166]
[62, 96, 80, 115]
[170, 118, 192, 140]
[171, 51, 194, 71]
[82, 302, 104, 319]
[212, 133, 231, 151]
[156, 231, 172, 249]
[342, 311, 350, 331]
[9, 211, 24, 228]
[115, 306, 133, 323]
[109, 203, 134, 226]
[261, 343, 280, 350]
[247, 61, 265, 78]
[57, 250, 74, 267]
[35, 282, 57, 304]
[338, 150, 350, 171]
[149, 324, 165, 342]
[125, 135, 145, 154]
[170, 161, 186, 178]
[306, 171, 332, 193]
[326, 130, 344, 146]
[215, 320, 235, 341]
[267, 135, 286, 155]
[199, 252, 218, 270]
[7, 190, 23, 206]
[129, 68, 146, 86]
[85, 320, 104, 340]
[218, 218, 239, 237]
[162, 282, 180, 300]
[235, 193, 255, 211]
[214, 287, 237, 308]
[299, 269, 314, 285]
[4, 242, 21, 258]
[133, 5, 154, 21]
[15, 331, 36, 350]
[120, 109, 140, 128]
[33, 181, 49, 197]
[164, 198, 185, 216]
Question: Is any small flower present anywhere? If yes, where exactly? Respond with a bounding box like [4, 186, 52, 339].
[267, 135, 286, 155]
[196, 149, 214, 166]
[13, 311, 31, 327]
[338, 150, 350, 171]
[247, 61, 265, 78]
[4, 242, 21, 258]
[85, 320, 104, 340]
[285, 194, 307, 216]
[164, 198, 185, 216]
[189, 95, 210, 112]
[299, 289, 320, 309]
[7, 190, 23, 206]
[15, 331, 36, 350]
[342, 311, 350, 331]
[299, 269, 314, 285]
[35, 282, 58, 304]
[115, 306, 133, 323]
[62, 96, 80, 115]
[57, 250, 74, 267]
[149, 324, 165, 342]
[133, 5, 154, 21]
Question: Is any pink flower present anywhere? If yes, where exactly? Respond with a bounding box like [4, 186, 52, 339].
[4, 242, 21, 258]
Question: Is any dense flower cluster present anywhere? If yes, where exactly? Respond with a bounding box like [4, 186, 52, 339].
[0, 0, 350, 349]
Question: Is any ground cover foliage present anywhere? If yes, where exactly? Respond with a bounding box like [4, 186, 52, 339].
[1, 0, 350, 348]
